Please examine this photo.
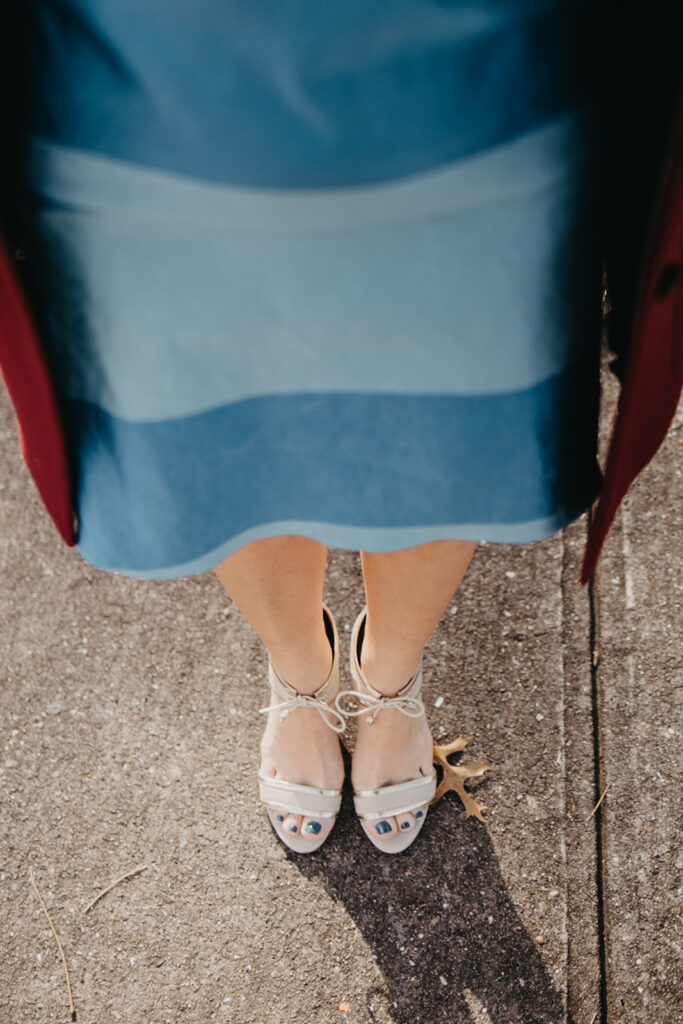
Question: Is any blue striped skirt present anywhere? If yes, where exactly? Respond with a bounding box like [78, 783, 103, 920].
[23, 0, 602, 577]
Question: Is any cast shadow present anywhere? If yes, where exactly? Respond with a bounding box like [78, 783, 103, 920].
[293, 748, 573, 1024]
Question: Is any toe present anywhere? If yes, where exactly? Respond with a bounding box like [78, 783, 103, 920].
[300, 816, 333, 841]
[412, 804, 429, 823]
[281, 814, 301, 835]
[395, 811, 416, 832]
[371, 817, 398, 841]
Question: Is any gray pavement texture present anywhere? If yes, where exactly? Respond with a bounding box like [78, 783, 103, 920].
[1, 363, 681, 1024]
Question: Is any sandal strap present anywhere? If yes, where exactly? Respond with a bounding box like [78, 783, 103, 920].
[258, 603, 346, 734]
[353, 773, 437, 820]
[258, 773, 342, 819]
[259, 687, 346, 733]
[334, 687, 424, 724]
[338, 606, 426, 724]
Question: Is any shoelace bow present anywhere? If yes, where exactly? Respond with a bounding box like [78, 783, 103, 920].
[334, 689, 425, 725]
[258, 692, 347, 734]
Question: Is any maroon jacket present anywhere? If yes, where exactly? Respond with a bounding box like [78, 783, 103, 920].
[581, 96, 683, 581]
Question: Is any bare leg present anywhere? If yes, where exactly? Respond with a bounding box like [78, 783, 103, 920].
[354, 540, 476, 841]
[215, 536, 343, 841]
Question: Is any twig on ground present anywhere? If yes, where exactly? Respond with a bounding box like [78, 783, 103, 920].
[83, 864, 147, 915]
[29, 868, 76, 1022]
[586, 783, 611, 822]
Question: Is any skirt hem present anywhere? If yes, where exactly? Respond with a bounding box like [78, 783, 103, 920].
[75, 500, 595, 580]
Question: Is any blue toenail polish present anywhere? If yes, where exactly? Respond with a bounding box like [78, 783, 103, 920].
[304, 821, 322, 835]
[376, 820, 392, 835]
[401, 821, 411, 830]
[289, 824, 298, 832]
[276, 814, 285, 822]
[415, 810, 424, 818]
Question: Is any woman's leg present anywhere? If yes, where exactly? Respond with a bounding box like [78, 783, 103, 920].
[215, 536, 343, 841]
[354, 540, 477, 840]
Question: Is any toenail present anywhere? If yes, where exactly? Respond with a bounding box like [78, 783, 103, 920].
[289, 824, 298, 832]
[276, 814, 285, 822]
[376, 820, 392, 835]
[415, 810, 424, 818]
[304, 821, 322, 835]
[401, 821, 411, 830]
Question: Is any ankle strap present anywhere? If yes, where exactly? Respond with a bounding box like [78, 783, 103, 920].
[334, 681, 425, 725]
[260, 662, 346, 734]
[258, 604, 346, 734]
[336, 608, 426, 725]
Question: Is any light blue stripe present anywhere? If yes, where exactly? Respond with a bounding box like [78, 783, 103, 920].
[105, 513, 588, 580]
[30, 113, 591, 233]
[30, 114, 600, 422]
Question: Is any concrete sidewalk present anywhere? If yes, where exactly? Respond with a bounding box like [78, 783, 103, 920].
[1, 368, 680, 1024]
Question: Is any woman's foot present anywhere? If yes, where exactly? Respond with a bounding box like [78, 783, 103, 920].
[260, 702, 345, 843]
[349, 616, 434, 844]
[259, 614, 345, 844]
[351, 701, 434, 843]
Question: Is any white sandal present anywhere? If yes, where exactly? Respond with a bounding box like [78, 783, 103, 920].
[257, 604, 345, 853]
[335, 608, 437, 854]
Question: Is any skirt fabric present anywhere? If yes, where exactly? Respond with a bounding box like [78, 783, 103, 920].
[23, 1, 602, 578]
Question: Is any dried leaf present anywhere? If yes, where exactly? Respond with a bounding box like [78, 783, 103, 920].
[431, 737, 492, 821]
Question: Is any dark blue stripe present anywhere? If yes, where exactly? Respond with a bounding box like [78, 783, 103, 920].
[67, 358, 600, 572]
[28, 1, 592, 186]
